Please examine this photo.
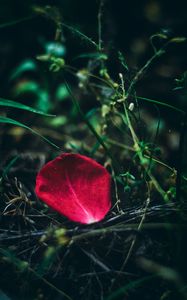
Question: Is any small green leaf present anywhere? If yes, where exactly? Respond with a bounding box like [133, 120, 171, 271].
[55, 84, 69, 101]
[13, 81, 39, 97]
[36, 90, 51, 113]
[49, 115, 67, 127]
[46, 42, 66, 57]
[170, 37, 186, 43]
[174, 71, 187, 90]
[10, 60, 37, 81]
[118, 51, 129, 71]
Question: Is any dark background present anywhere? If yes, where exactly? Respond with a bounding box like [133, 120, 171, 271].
[0, 0, 187, 73]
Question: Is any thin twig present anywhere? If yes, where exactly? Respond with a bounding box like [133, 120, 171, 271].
[98, 0, 105, 51]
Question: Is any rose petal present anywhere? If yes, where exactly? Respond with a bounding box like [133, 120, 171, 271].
[35, 153, 111, 224]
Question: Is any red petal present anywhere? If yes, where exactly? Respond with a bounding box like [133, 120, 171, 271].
[35, 153, 111, 224]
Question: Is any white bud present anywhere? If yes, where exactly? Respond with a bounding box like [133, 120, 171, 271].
[119, 73, 123, 79]
[128, 102, 134, 111]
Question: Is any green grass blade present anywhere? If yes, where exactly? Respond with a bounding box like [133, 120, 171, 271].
[0, 16, 34, 29]
[105, 275, 156, 300]
[1, 156, 19, 180]
[137, 96, 184, 114]
[0, 248, 72, 300]
[74, 52, 108, 60]
[0, 98, 55, 116]
[0, 116, 59, 149]
[61, 22, 98, 49]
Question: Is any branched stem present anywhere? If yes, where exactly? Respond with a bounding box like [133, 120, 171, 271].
[119, 73, 168, 201]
